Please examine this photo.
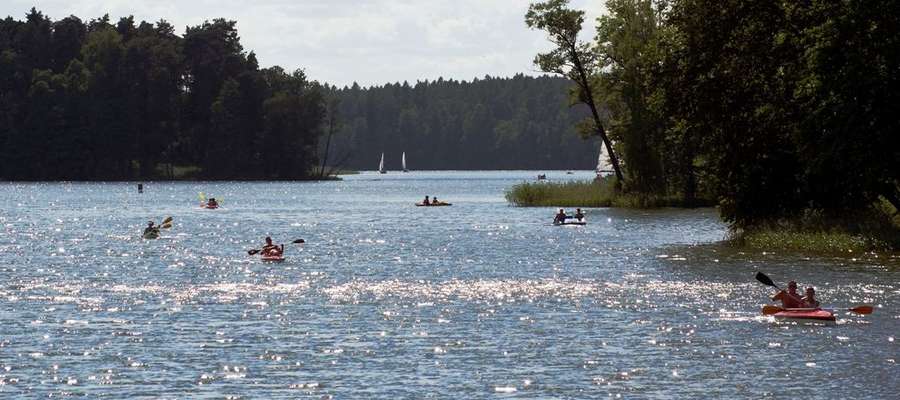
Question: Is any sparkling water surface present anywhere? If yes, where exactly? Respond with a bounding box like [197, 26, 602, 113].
[1, 171, 897, 399]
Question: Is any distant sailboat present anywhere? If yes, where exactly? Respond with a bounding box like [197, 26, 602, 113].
[402, 152, 408, 172]
[596, 143, 613, 178]
[379, 153, 386, 174]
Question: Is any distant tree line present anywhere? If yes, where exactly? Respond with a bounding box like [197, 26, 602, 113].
[528, 0, 900, 227]
[327, 75, 599, 171]
[0, 8, 324, 180]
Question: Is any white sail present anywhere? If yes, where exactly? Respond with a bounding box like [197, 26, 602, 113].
[379, 153, 386, 174]
[596, 145, 604, 172]
[596, 143, 613, 175]
[402, 152, 408, 172]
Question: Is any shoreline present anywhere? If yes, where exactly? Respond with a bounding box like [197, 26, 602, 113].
[506, 180, 899, 254]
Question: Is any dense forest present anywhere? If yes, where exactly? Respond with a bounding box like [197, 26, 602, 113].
[527, 0, 899, 228]
[0, 9, 603, 180]
[327, 75, 598, 171]
[0, 9, 324, 180]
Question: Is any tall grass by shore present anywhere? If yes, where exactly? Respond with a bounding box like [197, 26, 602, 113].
[504, 179, 706, 208]
[731, 204, 900, 253]
[505, 180, 615, 207]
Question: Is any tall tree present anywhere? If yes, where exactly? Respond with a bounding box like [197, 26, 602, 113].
[594, 0, 668, 194]
[81, 27, 129, 178]
[182, 18, 246, 166]
[526, 0, 625, 186]
[259, 68, 325, 179]
[662, 0, 802, 226]
[787, 0, 900, 214]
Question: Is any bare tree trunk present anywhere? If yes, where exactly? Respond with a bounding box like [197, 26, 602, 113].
[319, 104, 337, 178]
[325, 151, 353, 177]
[882, 187, 900, 216]
[570, 45, 625, 188]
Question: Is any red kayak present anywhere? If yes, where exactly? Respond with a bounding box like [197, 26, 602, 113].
[772, 308, 836, 323]
[261, 254, 285, 262]
[201, 204, 219, 209]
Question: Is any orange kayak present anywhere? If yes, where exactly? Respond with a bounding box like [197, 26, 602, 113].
[772, 308, 835, 323]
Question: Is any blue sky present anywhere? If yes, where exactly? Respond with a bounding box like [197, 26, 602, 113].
[2, 0, 605, 87]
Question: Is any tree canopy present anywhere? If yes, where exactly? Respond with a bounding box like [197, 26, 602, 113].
[0, 8, 324, 180]
[532, 0, 900, 227]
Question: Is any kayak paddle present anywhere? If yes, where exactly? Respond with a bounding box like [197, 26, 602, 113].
[160, 216, 173, 229]
[845, 305, 875, 314]
[247, 239, 305, 255]
[755, 271, 779, 289]
[762, 305, 874, 315]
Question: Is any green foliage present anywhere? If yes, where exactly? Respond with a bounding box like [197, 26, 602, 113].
[660, 0, 806, 227]
[0, 10, 326, 180]
[583, 0, 900, 232]
[594, 0, 668, 194]
[787, 1, 900, 214]
[259, 69, 325, 179]
[525, 0, 590, 76]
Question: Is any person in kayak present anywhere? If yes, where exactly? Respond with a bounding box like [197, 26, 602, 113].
[554, 209, 568, 224]
[261, 236, 283, 256]
[207, 198, 219, 208]
[432, 196, 440, 205]
[143, 221, 159, 236]
[574, 208, 585, 221]
[802, 287, 820, 308]
[422, 195, 430, 206]
[772, 280, 804, 308]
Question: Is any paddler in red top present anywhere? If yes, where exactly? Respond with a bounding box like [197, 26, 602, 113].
[772, 280, 804, 308]
[261, 236, 283, 257]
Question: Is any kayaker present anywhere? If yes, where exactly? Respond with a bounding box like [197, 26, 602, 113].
[422, 195, 430, 206]
[207, 198, 219, 208]
[554, 209, 567, 224]
[432, 196, 440, 205]
[574, 208, 585, 221]
[802, 287, 820, 308]
[772, 280, 803, 308]
[143, 221, 157, 235]
[262, 236, 283, 256]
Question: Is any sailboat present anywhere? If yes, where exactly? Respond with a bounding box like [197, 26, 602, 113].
[402, 152, 408, 172]
[596, 143, 613, 179]
[379, 153, 386, 174]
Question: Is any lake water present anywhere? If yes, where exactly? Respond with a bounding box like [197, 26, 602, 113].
[0, 171, 897, 399]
